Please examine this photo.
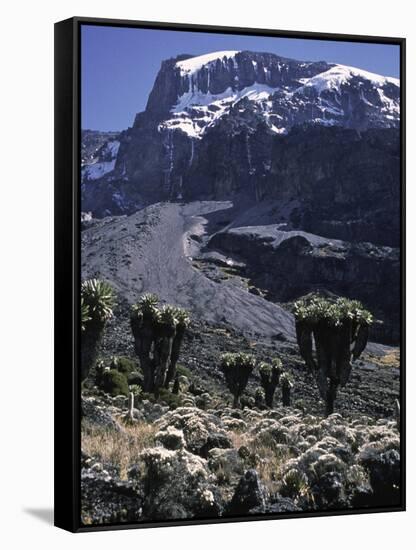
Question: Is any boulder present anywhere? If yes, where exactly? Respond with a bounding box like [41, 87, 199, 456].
[81, 468, 141, 525]
[226, 469, 268, 515]
[250, 495, 300, 514]
[311, 471, 346, 508]
[81, 396, 124, 432]
[358, 445, 401, 506]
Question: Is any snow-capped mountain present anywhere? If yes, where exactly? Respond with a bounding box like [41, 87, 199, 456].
[82, 137, 120, 181]
[154, 51, 399, 138]
[81, 50, 400, 223]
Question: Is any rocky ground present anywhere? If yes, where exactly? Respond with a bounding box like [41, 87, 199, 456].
[81, 200, 401, 526]
[97, 305, 400, 419]
[81, 386, 400, 525]
[81, 311, 401, 525]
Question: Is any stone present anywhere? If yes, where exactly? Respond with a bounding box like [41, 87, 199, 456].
[359, 447, 401, 506]
[226, 469, 268, 515]
[250, 495, 300, 514]
[311, 471, 346, 508]
[81, 468, 142, 525]
[81, 396, 124, 432]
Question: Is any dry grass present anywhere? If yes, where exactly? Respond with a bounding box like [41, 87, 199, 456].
[249, 441, 293, 493]
[228, 429, 294, 493]
[82, 420, 157, 479]
[378, 349, 400, 367]
[228, 430, 246, 448]
[365, 348, 400, 369]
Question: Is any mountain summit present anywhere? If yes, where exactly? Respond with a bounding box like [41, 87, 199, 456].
[145, 50, 399, 137]
[81, 50, 400, 218]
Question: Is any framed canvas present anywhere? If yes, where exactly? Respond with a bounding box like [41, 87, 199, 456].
[54, 16, 405, 532]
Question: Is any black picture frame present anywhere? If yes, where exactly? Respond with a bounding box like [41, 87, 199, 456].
[54, 16, 406, 533]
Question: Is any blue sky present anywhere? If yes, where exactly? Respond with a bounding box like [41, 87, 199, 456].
[81, 24, 400, 132]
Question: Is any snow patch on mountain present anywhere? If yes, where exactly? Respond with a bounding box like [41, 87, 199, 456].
[105, 140, 121, 157]
[296, 64, 399, 95]
[160, 83, 283, 138]
[83, 159, 117, 181]
[173, 82, 279, 113]
[158, 57, 400, 139]
[176, 51, 240, 75]
[82, 140, 120, 181]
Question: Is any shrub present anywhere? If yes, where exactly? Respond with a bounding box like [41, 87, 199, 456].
[156, 388, 183, 409]
[100, 369, 129, 397]
[176, 363, 192, 380]
[110, 356, 138, 376]
[280, 468, 310, 499]
[129, 384, 142, 397]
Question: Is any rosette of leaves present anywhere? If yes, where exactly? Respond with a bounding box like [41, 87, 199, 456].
[80, 298, 90, 332]
[220, 352, 256, 408]
[80, 279, 115, 382]
[293, 295, 373, 415]
[259, 358, 283, 408]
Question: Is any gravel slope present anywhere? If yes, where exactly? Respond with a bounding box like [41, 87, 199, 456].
[81, 201, 294, 339]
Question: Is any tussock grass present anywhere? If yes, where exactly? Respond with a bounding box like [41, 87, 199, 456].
[229, 429, 294, 493]
[228, 431, 245, 449]
[82, 420, 157, 479]
[364, 348, 400, 369]
[246, 439, 293, 493]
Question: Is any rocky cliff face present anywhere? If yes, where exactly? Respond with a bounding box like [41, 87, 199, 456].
[81, 50, 400, 217]
[208, 226, 400, 343]
[143, 50, 399, 135]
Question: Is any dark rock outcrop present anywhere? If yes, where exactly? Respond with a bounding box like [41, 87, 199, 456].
[81, 454, 142, 525]
[209, 226, 399, 344]
[226, 469, 268, 515]
[359, 447, 401, 507]
[81, 396, 124, 432]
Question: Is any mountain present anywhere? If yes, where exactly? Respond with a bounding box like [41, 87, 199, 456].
[80, 50, 401, 345]
[151, 50, 399, 137]
[81, 50, 400, 220]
